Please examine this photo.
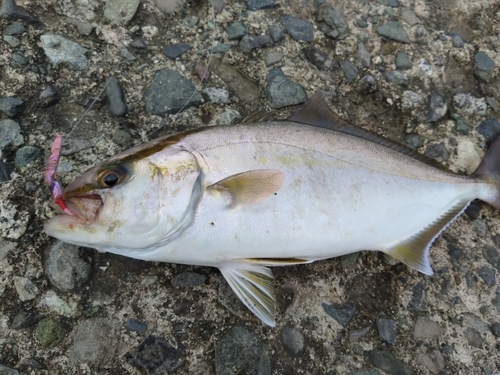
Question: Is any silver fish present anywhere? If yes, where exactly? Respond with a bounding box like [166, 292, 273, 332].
[45, 92, 500, 326]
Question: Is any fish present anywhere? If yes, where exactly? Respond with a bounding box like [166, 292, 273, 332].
[44, 91, 500, 326]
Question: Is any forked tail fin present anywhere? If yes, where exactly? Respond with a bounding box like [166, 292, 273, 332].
[474, 135, 500, 210]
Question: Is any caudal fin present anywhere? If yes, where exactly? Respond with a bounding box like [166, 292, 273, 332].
[474, 135, 500, 210]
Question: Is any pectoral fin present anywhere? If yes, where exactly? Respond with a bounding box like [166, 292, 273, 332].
[208, 169, 285, 207]
[384, 201, 470, 275]
[219, 262, 276, 326]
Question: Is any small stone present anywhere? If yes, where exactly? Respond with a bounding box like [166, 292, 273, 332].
[408, 282, 426, 310]
[171, 271, 207, 287]
[0, 160, 13, 182]
[426, 93, 447, 123]
[340, 60, 359, 82]
[125, 318, 147, 333]
[104, 0, 140, 25]
[15, 146, 41, 168]
[400, 8, 420, 26]
[448, 247, 463, 260]
[203, 87, 230, 104]
[477, 119, 500, 144]
[395, 52, 412, 70]
[265, 51, 283, 66]
[464, 327, 483, 348]
[13, 276, 38, 301]
[376, 22, 410, 43]
[3, 35, 20, 47]
[475, 52, 495, 74]
[281, 326, 305, 357]
[316, 5, 349, 40]
[340, 252, 359, 268]
[11, 51, 27, 67]
[377, 0, 398, 6]
[360, 75, 377, 94]
[0, 0, 40, 24]
[45, 241, 91, 291]
[268, 25, 285, 43]
[34, 318, 66, 350]
[61, 138, 92, 156]
[413, 316, 445, 340]
[302, 46, 333, 71]
[486, 97, 499, 112]
[215, 109, 241, 125]
[493, 295, 500, 311]
[38, 290, 79, 318]
[209, 57, 259, 103]
[384, 71, 408, 86]
[451, 113, 469, 134]
[193, 64, 211, 82]
[246, 0, 276, 10]
[368, 347, 412, 375]
[266, 68, 307, 109]
[356, 43, 371, 68]
[131, 36, 147, 49]
[226, 21, 248, 40]
[348, 326, 370, 343]
[5, 22, 26, 35]
[255, 34, 273, 48]
[38, 86, 61, 108]
[474, 70, 490, 84]
[478, 266, 496, 286]
[356, 18, 368, 28]
[0, 119, 24, 150]
[482, 245, 500, 271]
[451, 34, 465, 48]
[322, 302, 356, 326]
[181, 16, 198, 28]
[417, 350, 445, 375]
[212, 44, 232, 53]
[11, 311, 44, 330]
[215, 325, 270, 375]
[453, 93, 487, 116]
[161, 43, 192, 59]
[377, 318, 397, 345]
[280, 15, 314, 42]
[0, 97, 26, 117]
[40, 35, 88, 70]
[19, 358, 47, 370]
[64, 17, 93, 35]
[401, 91, 423, 110]
[106, 76, 128, 116]
[491, 322, 500, 337]
[113, 129, 131, 146]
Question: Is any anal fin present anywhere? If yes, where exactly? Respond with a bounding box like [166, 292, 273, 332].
[219, 262, 276, 327]
[384, 201, 470, 275]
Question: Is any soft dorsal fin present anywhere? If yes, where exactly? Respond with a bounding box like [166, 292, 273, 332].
[238, 108, 274, 124]
[287, 91, 450, 172]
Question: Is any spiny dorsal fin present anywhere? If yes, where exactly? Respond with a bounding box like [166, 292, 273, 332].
[219, 262, 276, 326]
[287, 91, 451, 172]
[207, 169, 285, 207]
[384, 201, 470, 275]
[238, 108, 274, 124]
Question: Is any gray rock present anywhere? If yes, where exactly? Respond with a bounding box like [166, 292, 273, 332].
[477, 119, 500, 144]
[61, 138, 92, 156]
[11, 51, 27, 67]
[268, 25, 285, 43]
[3, 35, 20, 47]
[15, 146, 41, 168]
[45, 241, 92, 291]
[322, 301, 356, 326]
[413, 316, 445, 340]
[280, 15, 313, 42]
[451, 34, 465, 48]
[145, 68, 202, 116]
[171, 271, 207, 287]
[368, 347, 412, 375]
[226, 21, 248, 40]
[451, 113, 469, 134]
[10, 311, 44, 330]
[316, 5, 349, 40]
[464, 327, 483, 348]
[426, 93, 447, 123]
[340, 60, 359, 82]
[417, 350, 445, 375]
[462, 313, 489, 332]
[5, 21, 26, 35]
[356, 43, 371, 68]
[377, 318, 397, 345]
[0, 97, 26, 117]
[265, 51, 283, 66]
[0, 160, 13, 182]
[302, 46, 333, 71]
[246, 0, 276, 10]
[475, 52, 495, 74]
[239, 36, 257, 53]
[482, 245, 500, 271]
[395, 52, 412, 70]
[384, 71, 408, 86]
[125, 318, 147, 333]
[478, 266, 496, 286]
[64, 17, 93, 35]
[376, 22, 410, 43]
[13, 276, 38, 301]
[209, 57, 259, 103]
[424, 143, 448, 163]
[408, 282, 426, 310]
[161, 43, 192, 59]
[40, 35, 88, 70]
[487, 97, 499, 112]
[104, 0, 140, 25]
[106, 77, 127, 116]
[181, 15, 198, 28]
[377, 0, 398, 6]
[215, 109, 241, 125]
[212, 43, 232, 53]
[266, 68, 307, 109]
[203, 87, 230, 104]
[38, 86, 60, 108]
[127, 336, 185, 373]
[69, 319, 121, 365]
[215, 325, 270, 375]
[131, 36, 146, 49]
[400, 8, 420, 26]
[0, 364, 19, 375]
[340, 252, 359, 268]
[348, 326, 370, 343]
[474, 69, 490, 83]
[453, 94, 487, 116]
[0, 0, 40, 24]
[34, 317, 66, 350]
[491, 322, 500, 337]
[281, 326, 305, 357]
[356, 18, 368, 28]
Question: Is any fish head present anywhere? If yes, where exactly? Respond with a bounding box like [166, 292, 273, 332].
[44, 145, 202, 256]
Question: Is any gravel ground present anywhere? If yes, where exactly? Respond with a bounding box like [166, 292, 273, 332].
[1, 0, 500, 374]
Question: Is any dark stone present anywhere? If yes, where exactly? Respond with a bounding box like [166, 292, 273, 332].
[280, 15, 314, 42]
[255, 35, 273, 48]
[131, 37, 147, 49]
[106, 76, 128, 116]
[212, 44, 232, 53]
[112, 129, 131, 146]
[405, 134, 422, 149]
[161, 43, 192, 59]
[464, 327, 483, 348]
[377, 0, 399, 5]
[407, 282, 426, 311]
[465, 202, 481, 220]
[383, 71, 408, 86]
[61, 138, 92, 156]
[38, 86, 60, 108]
[475, 52, 495, 74]
[11, 51, 28, 67]
[357, 43, 371, 68]
[240, 35, 259, 53]
[491, 322, 500, 337]
[10, 311, 44, 329]
[281, 326, 305, 357]
[451, 34, 465, 48]
[0, 0, 41, 24]
[476, 118, 500, 144]
[360, 75, 377, 94]
[0, 119, 23, 150]
[376, 22, 410, 43]
[268, 25, 285, 43]
[125, 318, 148, 333]
[340, 60, 359, 82]
[448, 247, 463, 260]
[474, 70, 490, 83]
[426, 93, 447, 123]
[226, 21, 248, 40]
[424, 142, 448, 163]
[322, 302, 356, 326]
[0, 160, 13, 182]
[368, 347, 412, 375]
[302, 46, 333, 71]
[356, 18, 368, 28]
[266, 68, 307, 109]
[482, 245, 500, 272]
[5, 21, 26, 35]
[15, 146, 41, 168]
[126, 335, 186, 373]
[171, 271, 207, 287]
[451, 113, 469, 134]
[478, 266, 496, 286]
[377, 318, 397, 345]
[19, 358, 47, 369]
[246, 0, 277, 11]
[265, 51, 283, 66]
[0, 97, 26, 117]
[316, 5, 349, 40]
[145, 68, 202, 116]
[340, 252, 359, 268]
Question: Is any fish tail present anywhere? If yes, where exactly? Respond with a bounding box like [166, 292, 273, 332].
[474, 135, 500, 210]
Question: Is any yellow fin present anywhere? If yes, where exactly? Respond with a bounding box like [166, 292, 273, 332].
[243, 258, 313, 266]
[384, 202, 469, 275]
[219, 262, 276, 326]
[208, 169, 285, 207]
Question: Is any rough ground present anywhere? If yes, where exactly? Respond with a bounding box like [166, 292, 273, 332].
[1, 0, 500, 374]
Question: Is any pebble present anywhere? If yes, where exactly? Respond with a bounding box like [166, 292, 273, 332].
[34, 317, 66, 350]
[413, 316, 444, 340]
[377, 318, 397, 345]
[356, 43, 371, 68]
[281, 326, 305, 357]
[340, 252, 359, 268]
[13, 276, 38, 301]
[451, 113, 469, 134]
[377, 0, 398, 6]
[126, 335, 185, 372]
[19, 358, 47, 370]
[112, 129, 131, 146]
[486, 97, 499, 112]
[475, 51, 495, 74]
[266, 68, 307, 109]
[215, 109, 241, 125]
[14, 146, 40, 168]
[0, 97, 26, 117]
[145, 68, 202, 116]
[316, 5, 349, 40]
[226, 21, 248, 40]
[11, 51, 27, 67]
[125, 318, 147, 333]
[39, 290, 79, 318]
[407, 282, 426, 311]
[215, 325, 270, 375]
[3, 35, 20, 47]
[395, 52, 412, 70]
[482, 245, 500, 272]
[401, 91, 423, 110]
[424, 143, 448, 163]
[0, 0, 39, 24]
[376, 22, 410, 43]
[0, 119, 24, 150]
[417, 350, 445, 374]
[426, 93, 447, 123]
[38, 86, 60, 108]
[5, 21, 26, 35]
[265, 51, 283, 66]
[171, 271, 208, 287]
[246, 0, 276, 10]
[302, 46, 333, 71]
[212, 43, 232, 53]
[45, 241, 91, 291]
[130, 36, 146, 49]
[474, 69, 490, 84]
[103, 0, 140, 25]
[453, 93, 487, 116]
[368, 347, 412, 375]
[61, 138, 92, 156]
[162, 43, 192, 59]
[464, 327, 483, 348]
[478, 266, 496, 286]
[64, 17, 93, 35]
[322, 301, 356, 326]
[209, 57, 259, 103]
[0, 160, 13, 182]
[383, 71, 408, 86]
[181, 16, 198, 28]
[451, 34, 465, 48]
[280, 15, 314, 42]
[476, 118, 500, 144]
[348, 326, 370, 343]
[40, 35, 88, 70]
[10, 311, 44, 330]
[239, 35, 258, 53]
[268, 25, 285, 43]
[400, 8, 420, 26]
[106, 76, 128, 116]
[491, 322, 500, 337]
[340, 60, 359, 82]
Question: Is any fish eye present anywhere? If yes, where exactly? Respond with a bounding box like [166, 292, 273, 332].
[103, 173, 119, 187]
[97, 164, 130, 189]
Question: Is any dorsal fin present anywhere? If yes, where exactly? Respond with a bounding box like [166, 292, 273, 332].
[287, 91, 450, 172]
[238, 108, 273, 124]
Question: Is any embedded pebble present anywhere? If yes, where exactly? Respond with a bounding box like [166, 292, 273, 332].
[475, 51, 496, 74]
[413, 316, 445, 340]
[38, 290, 80, 317]
[384, 71, 408, 86]
[246, 0, 276, 10]
[38, 86, 61, 108]
[316, 5, 349, 40]
[395, 52, 412, 70]
[407, 282, 426, 311]
[417, 350, 445, 375]
[0, 0, 39, 23]
[5, 21, 26, 35]
[266, 68, 307, 109]
[212, 44, 232, 53]
[103, 0, 140, 25]
[377, 318, 397, 345]
[322, 301, 356, 326]
[0, 119, 24, 150]
[340, 60, 359, 82]
[162, 43, 192, 59]
[106, 76, 128, 116]
[265, 51, 283, 66]
[491, 323, 500, 337]
[400, 8, 420, 26]
[452, 34, 465, 48]
[482, 245, 500, 271]
[61, 138, 92, 156]
[360, 75, 377, 93]
[13, 276, 38, 301]
[377, 0, 398, 6]
[0, 160, 13, 182]
[3, 35, 20, 47]
[281, 326, 305, 357]
[0, 97, 26, 117]
[340, 252, 359, 268]
[125, 318, 147, 333]
[453, 93, 487, 116]
[424, 143, 448, 163]
[15, 146, 41, 168]
[10, 311, 44, 330]
[112, 129, 131, 145]
[368, 347, 412, 375]
[209, 57, 259, 103]
[40, 35, 88, 70]
[64, 17, 93, 35]
[131, 36, 147, 49]
[34, 317, 66, 350]
[126, 335, 186, 372]
[376, 22, 410, 43]
[268, 25, 285, 43]
[226, 21, 248, 40]
[280, 15, 313, 42]
[171, 271, 208, 287]
[477, 118, 500, 144]
[302, 46, 333, 71]
[451, 113, 469, 134]
[215, 109, 241, 125]
[478, 266, 496, 286]
[203, 87, 230, 104]
[426, 93, 447, 123]
[465, 327, 483, 348]
[349, 326, 370, 343]
[11, 51, 27, 67]
[356, 43, 371, 68]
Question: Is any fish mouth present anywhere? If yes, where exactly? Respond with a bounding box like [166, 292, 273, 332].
[54, 194, 103, 224]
